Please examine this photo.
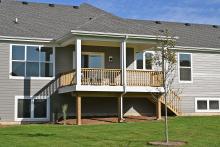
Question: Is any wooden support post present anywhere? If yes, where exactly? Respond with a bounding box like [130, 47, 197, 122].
[118, 96, 124, 123]
[76, 95, 82, 125]
[156, 98, 162, 120]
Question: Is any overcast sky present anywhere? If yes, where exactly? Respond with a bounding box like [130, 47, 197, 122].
[26, 0, 220, 25]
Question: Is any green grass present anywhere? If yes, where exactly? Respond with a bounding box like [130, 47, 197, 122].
[0, 116, 220, 147]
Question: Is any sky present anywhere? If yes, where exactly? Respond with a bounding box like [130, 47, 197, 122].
[26, 0, 220, 25]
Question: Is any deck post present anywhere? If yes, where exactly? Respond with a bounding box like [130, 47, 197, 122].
[118, 95, 124, 122]
[156, 97, 162, 120]
[76, 95, 82, 125]
[120, 39, 127, 86]
[75, 38, 81, 85]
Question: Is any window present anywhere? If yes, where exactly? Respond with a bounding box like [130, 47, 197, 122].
[11, 45, 54, 78]
[145, 52, 153, 70]
[17, 99, 31, 118]
[81, 52, 104, 68]
[195, 98, 220, 112]
[136, 52, 143, 69]
[179, 53, 192, 82]
[15, 96, 49, 121]
[135, 51, 154, 70]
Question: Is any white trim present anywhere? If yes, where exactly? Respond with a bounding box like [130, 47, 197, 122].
[14, 96, 50, 122]
[53, 46, 56, 77]
[0, 35, 53, 43]
[70, 30, 178, 40]
[178, 52, 193, 83]
[9, 44, 55, 80]
[75, 38, 82, 85]
[58, 85, 164, 94]
[174, 46, 220, 53]
[195, 97, 220, 113]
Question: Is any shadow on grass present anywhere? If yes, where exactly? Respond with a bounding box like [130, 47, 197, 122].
[2, 133, 56, 137]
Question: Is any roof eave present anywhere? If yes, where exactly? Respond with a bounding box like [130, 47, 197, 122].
[0, 35, 54, 43]
[70, 30, 178, 40]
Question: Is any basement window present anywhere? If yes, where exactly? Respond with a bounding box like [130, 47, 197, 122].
[10, 44, 54, 79]
[15, 96, 50, 121]
[195, 98, 220, 112]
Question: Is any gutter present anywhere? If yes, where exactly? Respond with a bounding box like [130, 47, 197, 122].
[70, 30, 178, 40]
[0, 35, 54, 43]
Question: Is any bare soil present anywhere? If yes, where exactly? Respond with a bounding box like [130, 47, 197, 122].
[0, 125, 8, 128]
[148, 141, 187, 146]
[58, 116, 156, 125]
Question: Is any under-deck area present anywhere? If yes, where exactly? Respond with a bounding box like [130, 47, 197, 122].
[51, 92, 166, 125]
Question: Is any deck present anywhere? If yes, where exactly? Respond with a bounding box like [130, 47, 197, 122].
[59, 68, 163, 87]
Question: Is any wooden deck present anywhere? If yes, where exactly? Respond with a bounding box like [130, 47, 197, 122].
[59, 68, 163, 87]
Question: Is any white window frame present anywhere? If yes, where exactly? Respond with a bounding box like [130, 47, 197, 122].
[178, 52, 193, 83]
[81, 52, 105, 68]
[195, 97, 220, 112]
[14, 96, 50, 121]
[9, 44, 55, 80]
[134, 50, 155, 71]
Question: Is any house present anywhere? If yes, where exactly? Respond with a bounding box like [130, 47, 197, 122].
[0, 0, 220, 125]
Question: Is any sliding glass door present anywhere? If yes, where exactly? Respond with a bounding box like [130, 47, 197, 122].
[82, 52, 104, 68]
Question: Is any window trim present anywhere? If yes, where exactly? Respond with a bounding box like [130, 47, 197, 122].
[195, 97, 220, 112]
[14, 96, 50, 121]
[81, 52, 105, 68]
[134, 50, 155, 71]
[178, 52, 193, 83]
[9, 44, 55, 80]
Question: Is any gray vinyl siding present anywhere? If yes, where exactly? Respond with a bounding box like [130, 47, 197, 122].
[55, 46, 74, 74]
[0, 43, 51, 121]
[0, 44, 137, 121]
[1, 41, 220, 122]
[174, 51, 220, 114]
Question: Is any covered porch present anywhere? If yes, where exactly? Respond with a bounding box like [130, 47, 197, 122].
[50, 30, 180, 125]
[56, 30, 164, 91]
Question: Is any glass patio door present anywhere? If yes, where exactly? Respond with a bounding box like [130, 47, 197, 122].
[81, 53, 104, 68]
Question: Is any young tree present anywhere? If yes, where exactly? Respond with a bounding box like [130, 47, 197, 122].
[153, 29, 177, 143]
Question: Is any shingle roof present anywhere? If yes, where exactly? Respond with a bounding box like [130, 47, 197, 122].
[127, 19, 220, 48]
[0, 1, 220, 48]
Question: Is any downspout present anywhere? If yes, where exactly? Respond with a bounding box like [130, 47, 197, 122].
[120, 35, 128, 122]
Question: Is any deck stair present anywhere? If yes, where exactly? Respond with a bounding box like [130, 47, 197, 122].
[150, 90, 181, 116]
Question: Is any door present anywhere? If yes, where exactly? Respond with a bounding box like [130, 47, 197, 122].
[81, 52, 104, 68]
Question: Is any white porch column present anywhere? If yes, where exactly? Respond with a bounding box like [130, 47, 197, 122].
[75, 38, 81, 85]
[120, 39, 127, 86]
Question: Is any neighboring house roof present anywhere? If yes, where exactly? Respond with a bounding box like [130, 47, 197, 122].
[0, 0, 220, 48]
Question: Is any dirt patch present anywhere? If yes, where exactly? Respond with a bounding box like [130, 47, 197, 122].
[148, 141, 187, 146]
[0, 125, 9, 128]
[58, 116, 156, 125]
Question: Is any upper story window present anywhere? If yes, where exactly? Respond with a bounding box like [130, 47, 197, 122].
[11, 45, 54, 78]
[179, 53, 192, 82]
[135, 51, 153, 70]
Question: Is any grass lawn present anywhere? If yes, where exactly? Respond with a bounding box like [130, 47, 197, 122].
[0, 116, 220, 147]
